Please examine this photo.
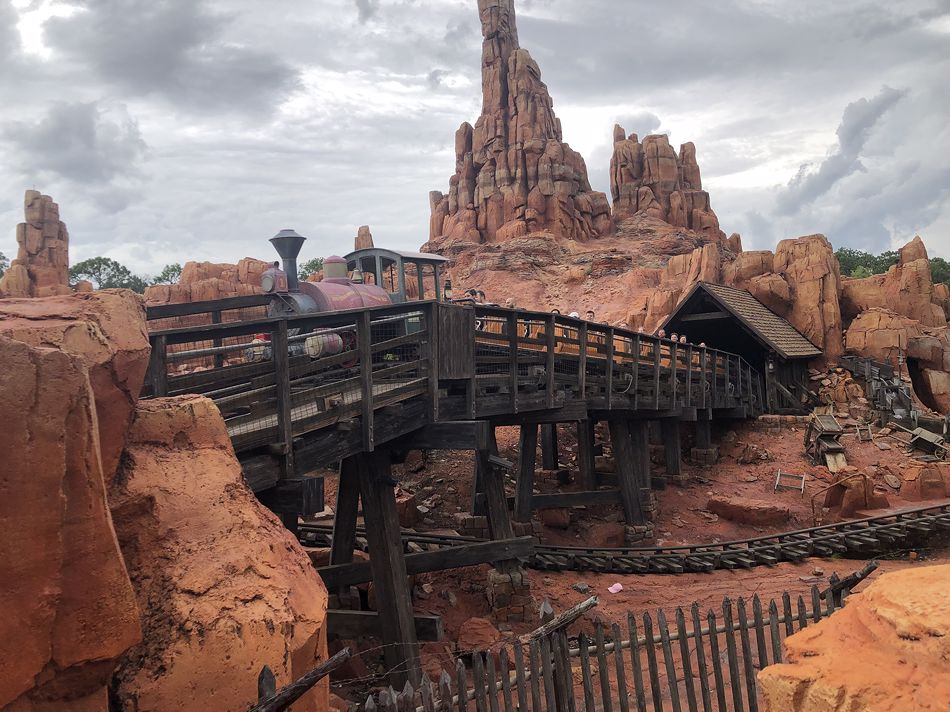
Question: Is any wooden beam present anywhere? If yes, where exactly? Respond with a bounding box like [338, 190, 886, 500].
[677, 311, 731, 322]
[354, 450, 420, 687]
[259, 477, 324, 516]
[531, 490, 621, 509]
[630, 420, 651, 493]
[608, 420, 645, 525]
[515, 424, 538, 523]
[661, 419, 682, 478]
[695, 414, 713, 450]
[330, 457, 361, 567]
[479, 447, 516, 542]
[541, 423, 559, 470]
[400, 421, 491, 451]
[317, 537, 535, 588]
[577, 420, 596, 490]
[146, 293, 272, 320]
[489, 401, 588, 426]
[328, 610, 444, 643]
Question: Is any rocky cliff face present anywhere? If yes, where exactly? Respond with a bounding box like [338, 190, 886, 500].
[144, 257, 269, 306]
[110, 396, 330, 712]
[758, 565, 950, 712]
[610, 128, 725, 242]
[428, 0, 611, 247]
[0, 294, 147, 712]
[0, 190, 72, 298]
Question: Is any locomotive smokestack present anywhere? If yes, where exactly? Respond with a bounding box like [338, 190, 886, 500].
[270, 229, 307, 292]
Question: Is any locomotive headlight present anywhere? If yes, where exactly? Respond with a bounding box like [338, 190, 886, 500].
[261, 273, 275, 293]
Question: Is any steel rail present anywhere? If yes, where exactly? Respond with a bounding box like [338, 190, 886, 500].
[299, 502, 950, 575]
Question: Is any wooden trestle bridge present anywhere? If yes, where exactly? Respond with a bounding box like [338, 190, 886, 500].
[143, 296, 765, 685]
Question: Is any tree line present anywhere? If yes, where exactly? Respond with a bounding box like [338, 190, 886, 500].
[835, 247, 950, 286]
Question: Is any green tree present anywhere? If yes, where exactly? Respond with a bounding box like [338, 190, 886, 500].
[151, 263, 183, 285]
[298, 257, 324, 282]
[931, 257, 950, 288]
[850, 265, 873, 279]
[0, 251, 8, 279]
[835, 247, 899, 277]
[69, 257, 148, 294]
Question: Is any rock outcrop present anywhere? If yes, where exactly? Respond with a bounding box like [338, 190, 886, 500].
[0, 190, 72, 298]
[144, 257, 269, 306]
[0, 290, 151, 482]
[355, 225, 375, 250]
[0, 335, 141, 712]
[428, 0, 610, 247]
[841, 236, 948, 328]
[110, 396, 330, 712]
[759, 565, 950, 711]
[610, 128, 725, 241]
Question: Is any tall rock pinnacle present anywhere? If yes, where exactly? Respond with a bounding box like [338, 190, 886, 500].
[428, 0, 611, 247]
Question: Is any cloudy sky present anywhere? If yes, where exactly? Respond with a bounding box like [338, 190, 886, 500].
[1, 0, 948, 277]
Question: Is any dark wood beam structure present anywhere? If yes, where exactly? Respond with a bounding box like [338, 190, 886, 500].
[661, 418, 682, 479]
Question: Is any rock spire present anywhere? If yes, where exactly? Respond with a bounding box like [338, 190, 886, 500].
[0, 190, 72, 298]
[428, 0, 611, 247]
[610, 126, 725, 242]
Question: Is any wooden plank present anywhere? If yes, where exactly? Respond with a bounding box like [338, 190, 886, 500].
[627, 614, 648, 712]
[554, 630, 575, 712]
[479, 448, 517, 547]
[690, 604, 712, 712]
[677, 311, 732, 322]
[632, 335, 641, 410]
[541, 424, 559, 470]
[513, 644, 529, 712]
[612, 622, 631, 712]
[531, 490, 622, 510]
[676, 608, 699, 712]
[579, 633, 596, 712]
[507, 312, 519, 413]
[768, 599, 783, 664]
[358, 311, 375, 451]
[577, 420, 597, 490]
[657, 610, 681, 712]
[752, 595, 769, 671]
[499, 648, 514, 712]
[605, 328, 615, 409]
[722, 599, 744, 712]
[318, 537, 535, 588]
[259, 477, 324, 516]
[545, 316, 556, 408]
[706, 610, 727, 712]
[643, 613, 664, 712]
[653, 341, 662, 409]
[146, 293, 272, 320]
[515, 424, 538, 523]
[595, 624, 614, 712]
[327, 610, 444, 642]
[438, 304, 475, 379]
[608, 420, 645, 525]
[528, 640, 542, 712]
[355, 450, 420, 687]
[272, 321, 295, 481]
[330, 456, 361, 568]
[661, 419, 682, 478]
[578, 322, 588, 399]
[737, 599, 758, 712]
[147, 333, 169, 397]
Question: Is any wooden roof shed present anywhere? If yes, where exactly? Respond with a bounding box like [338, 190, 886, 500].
[661, 282, 822, 414]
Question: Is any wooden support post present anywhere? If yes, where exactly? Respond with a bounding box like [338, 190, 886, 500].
[357, 311, 374, 451]
[515, 424, 538, 523]
[545, 315, 556, 408]
[355, 450, 421, 688]
[577, 420, 596, 490]
[578, 321, 588, 399]
[696, 413, 713, 450]
[608, 420, 645, 525]
[540, 423, 559, 470]
[330, 456, 361, 567]
[661, 419, 682, 478]
[471, 425, 497, 515]
[146, 333, 169, 397]
[508, 311, 519, 412]
[480, 447, 516, 542]
[211, 310, 224, 369]
[630, 419, 651, 493]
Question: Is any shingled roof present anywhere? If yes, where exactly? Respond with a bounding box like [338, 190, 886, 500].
[670, 282, 823, 360]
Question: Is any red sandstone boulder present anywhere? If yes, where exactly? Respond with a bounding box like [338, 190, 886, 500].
[0, 290, 151, 483]
[586, 522, 627, 548]
[540, 508, 572, 529]
[144, 257, 269, 307]
[457, 617, 502, 653]
[110, 396, 330, 712]
[706, 495, 791, 526]
[759, 565, 950, 711]
[0, 336, 141, 712]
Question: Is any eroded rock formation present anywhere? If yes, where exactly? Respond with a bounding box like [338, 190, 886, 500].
[144, 257, 269, 306]
[110, 395, 330, 712]
[355, 225, 375, 250]
[0, 190, 72, 298]
[0, 291, 151, 480]
[841, 236, 948, 328]
[610, 128, 725, 241]
[0, 295, 146, 712]
[428, 0, 610, 247]
[759, 565, 950, 711]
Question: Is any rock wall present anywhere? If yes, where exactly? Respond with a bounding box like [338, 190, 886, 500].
[610, 127, 725, 242]
[0, 309, 144, 710]
[0, 290, 151, 482]
[428, 0, 610, 247]
[841, 236, 948, 328]
[110, 396, 330, 712]
[758, 565, 950, 712]
[144, 257, 269, 306]
[0, 190, 72, 298]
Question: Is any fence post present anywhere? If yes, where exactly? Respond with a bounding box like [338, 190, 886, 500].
[147, 333, 169, 397]
[546, 315, 556, 408]
[358, 311, 374, 451]
[426, 302, 440, 423]
[273, 320, 295, 481]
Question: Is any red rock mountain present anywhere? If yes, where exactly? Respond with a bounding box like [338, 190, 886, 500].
[428, 0, 611, 247]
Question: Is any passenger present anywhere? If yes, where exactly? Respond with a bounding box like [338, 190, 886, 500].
[585, 309, 596, 322]
[551, 308, 561, 315]
[505, 298, 516, 309]
[679, 335, 687, 344]
[477, 290, 487, 303]
[670, 332, 678, 342]
[658, 329, 667, 339]
[699, 342, 707, 348]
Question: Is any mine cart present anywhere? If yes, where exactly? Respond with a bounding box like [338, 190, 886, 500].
[910, 428, 947, 459]
[804, 414, 847, 472]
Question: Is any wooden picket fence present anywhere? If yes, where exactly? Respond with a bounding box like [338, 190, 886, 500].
[354, 585, 850, 712]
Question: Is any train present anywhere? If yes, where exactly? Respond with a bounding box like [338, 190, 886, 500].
[245, 229, 452, 362]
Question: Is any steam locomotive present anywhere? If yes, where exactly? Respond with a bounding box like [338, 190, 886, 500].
[245, 229, 451, 362]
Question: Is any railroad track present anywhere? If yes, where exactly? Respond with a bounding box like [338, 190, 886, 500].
[298, 502, 950, 575]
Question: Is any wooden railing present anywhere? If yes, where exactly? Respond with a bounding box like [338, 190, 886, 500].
[143, 300, 765, 484]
